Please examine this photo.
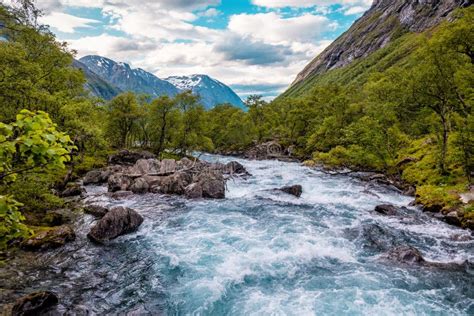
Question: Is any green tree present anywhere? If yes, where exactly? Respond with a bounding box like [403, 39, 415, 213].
[150, 95, 178, 156]
[105, 92, 142, 148]
[0, 109, 75, 249]
[175, 91, 212, 155]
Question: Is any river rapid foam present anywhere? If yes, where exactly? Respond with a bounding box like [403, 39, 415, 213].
[1, 154, 473, 315]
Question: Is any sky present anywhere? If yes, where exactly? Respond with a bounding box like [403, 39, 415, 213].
[4, 0, 373, 100]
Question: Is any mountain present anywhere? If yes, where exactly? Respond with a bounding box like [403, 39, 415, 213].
[73, 59, 122, 100]
[287, 0, 469, 96]
[79, 55, 180, 98]
[77, 55, 245, 109]
[165, 75, 245, 109]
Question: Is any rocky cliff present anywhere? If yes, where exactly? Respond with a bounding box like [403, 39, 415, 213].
[291, 0, 470, 87]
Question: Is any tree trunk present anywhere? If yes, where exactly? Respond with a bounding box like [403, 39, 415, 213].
[440, 115, 448, 174]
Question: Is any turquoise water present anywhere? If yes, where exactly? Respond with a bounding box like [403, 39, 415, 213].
[1, 155, 473, 315]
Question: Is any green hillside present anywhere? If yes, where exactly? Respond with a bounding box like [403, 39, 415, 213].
[282, 31, 422, 98]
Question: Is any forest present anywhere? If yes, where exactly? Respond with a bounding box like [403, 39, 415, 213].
[0, 1, 473, 249]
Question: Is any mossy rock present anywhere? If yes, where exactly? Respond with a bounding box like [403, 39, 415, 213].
[21, 226, 75, 251]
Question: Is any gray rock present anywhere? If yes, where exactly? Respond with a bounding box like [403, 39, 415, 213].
[84, 205, 109, 218]
[444, 211, 462, 226]
[83, 170, 104, 185]
[130, 177, 150, 194]
[197, 170, 226, 199]
[160, 172, 192, 195]
[374, 204, 398, 216]
[108, 173, 132, 192]
[160, 159, 177, 174]
[279, 185, 303, 197]
[130, 159, 160, 175]
[87, 207, 143, 243]
[185, 183, 203, 199]
[12, 291, 58, 316]
[383, 246, 425, 265]
[225, 161, 250, 176]
[178, 157, 194, 169]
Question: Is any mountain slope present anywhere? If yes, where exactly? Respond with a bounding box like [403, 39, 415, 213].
[286, 0, 469, 97]
[165, 75, 245, 109]
[79, 55, 180, 98]
[73, 59, 122, 100]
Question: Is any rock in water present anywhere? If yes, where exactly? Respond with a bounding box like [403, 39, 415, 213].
[374, 204, 398, 216]
[21, 226, 75, 251]
[383, 246, 425, 265]
[279, 185, 303, 197]
[225, 161, 250, 176]
[197, 170, 226, 199]
[160, 159, 177, 174]
[84, 205, 109, 218]
[160, 172, 192, 195]
[108, 173, 132, 192]
[12, 291, 58, 316]
[130, 159, 160, 175]
[185, 183, 203, 199]
[83, 170, 104, 185]
[130, 177, 150, 194]
[87, 207, 144, 243]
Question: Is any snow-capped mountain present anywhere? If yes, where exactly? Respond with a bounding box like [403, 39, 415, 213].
[73, 59, 122, 100]
[165, 75, 245, 109]
[79, 55, 179, 98]
[77, 55, 245, 109]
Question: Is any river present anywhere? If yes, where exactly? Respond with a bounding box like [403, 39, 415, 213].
[1, 154, 473, 315]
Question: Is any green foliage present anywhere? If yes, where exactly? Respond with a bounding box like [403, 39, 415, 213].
[0, 110, 76, 183]
[0, 195, 30, 249]
[105, 92, 142, 148]
[415, 185, 463, 211]
[2, 174, 65, 214]
[206, 104, 254, 151]
[0, 109, 74, 249]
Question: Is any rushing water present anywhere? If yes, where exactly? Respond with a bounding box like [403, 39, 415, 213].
[1, 155, 473, 315]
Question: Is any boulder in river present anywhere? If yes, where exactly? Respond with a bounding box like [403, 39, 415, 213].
[108, 150, 155, 166]
[87, 207, 144, 243]
[83, 169, 105, 185]
[374, 204, 399, 216]
[160, 172, 192, 195]
[382, 245, 425, 265]
[197, 170, 226, 199]
[278, 185, 303, 197]
[225, 161, 250, 176]
[185, 183, 203, 199]
[160, 159, 177, 175]
[12, 291, 58, 316]
[21, 226, 75, 251]
[130, 177, 150, 194]
[108, 173, 132, 192]
[84, 205, 109, 218]
[130, 159, 160, 175]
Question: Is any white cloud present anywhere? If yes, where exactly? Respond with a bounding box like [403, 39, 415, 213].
[228, 12, 337, 45]
[344, 6, 367, 15]
[200, 8, 221, 17]
[251, 0, 372, 9]
[41, 12, 99, 33]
